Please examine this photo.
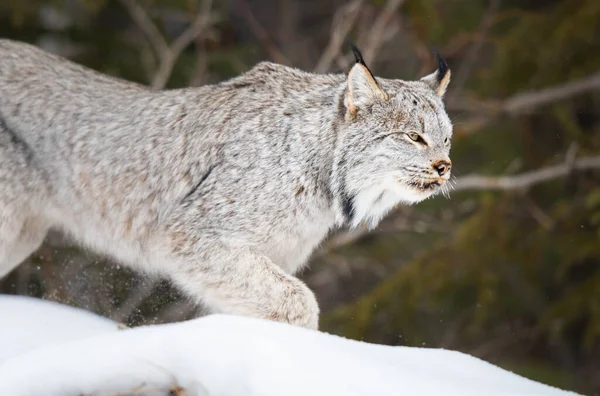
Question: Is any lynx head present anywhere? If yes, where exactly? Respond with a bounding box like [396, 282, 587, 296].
[336, 45, 453, 229]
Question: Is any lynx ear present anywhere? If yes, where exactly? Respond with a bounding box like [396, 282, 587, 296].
[344, 44, 388, 116]
[421, 49, 451, 97]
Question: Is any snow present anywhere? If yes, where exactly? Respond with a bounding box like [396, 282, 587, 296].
[0, 295, 120, 361]
[0, 295, 580, 396]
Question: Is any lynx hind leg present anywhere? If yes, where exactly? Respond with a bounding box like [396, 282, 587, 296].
[0, 125, 49, 278]
[170, 245, 320, 329]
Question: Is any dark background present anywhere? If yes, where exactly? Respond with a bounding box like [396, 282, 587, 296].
[1, 0, 599, 394]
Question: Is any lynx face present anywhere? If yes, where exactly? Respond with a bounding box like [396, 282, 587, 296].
[338, 47, 453, 229]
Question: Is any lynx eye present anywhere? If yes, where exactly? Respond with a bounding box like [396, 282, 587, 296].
[444, 137, 449, 145]
[407, 132, 420, 142]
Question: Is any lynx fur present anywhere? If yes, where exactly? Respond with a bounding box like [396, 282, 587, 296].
[0, 40, 453, 329]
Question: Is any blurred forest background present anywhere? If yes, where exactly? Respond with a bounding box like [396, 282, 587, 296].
[1, 0, 599, 394]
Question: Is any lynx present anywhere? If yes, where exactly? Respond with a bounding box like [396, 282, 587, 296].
[0, 40, 452, 329]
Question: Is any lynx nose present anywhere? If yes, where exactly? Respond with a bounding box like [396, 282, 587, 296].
[433, 160, 452, 177]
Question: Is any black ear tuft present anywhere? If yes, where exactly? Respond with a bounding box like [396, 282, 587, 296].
[421, 48, 451, 97]
[350, 43, 366, 66]
[344, 41, 388, 114]
[348, 42, 379, 82]
[432, 48, 449, 84]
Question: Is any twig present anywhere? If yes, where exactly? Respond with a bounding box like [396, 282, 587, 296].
[318, 224, 370, 255]
[451, 72, 600, 137]
[111, 279, 157, 322]
[314, 0, 364, 73]
[120, 0, 169, 56]
[450, 72, 600, 117]
[503, 72, 600, 115]
[120, 0, 214, 89]
[153, 0, 213, 89]
[189, 40, 209, 86]
[564, 142, 579, 174]
[317, 0, 404, 73]
[96, 384, 185, 396]
[360, 0, 405, 65]
[237, 0, 290, 65]
[453, 154, 600, 191]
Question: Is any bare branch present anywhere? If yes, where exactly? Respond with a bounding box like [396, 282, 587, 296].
[120, 0, 169, 56]
[319, 224, 370, 255]
[98, 384, 185, 396]
[313, 0, 364, 73]
[237, 0, 290, 65]
[450, 72, 600, 117]
[111, 279, 157, 322]
[453, 155, 600, 191]
[120, 0, 214, 89]
[315, 0, 404, 74]
[360, 0, 405, 65]
[502, 72, 600, 115]
[188, 41, 209, 87]
[152, 0, 213, 89]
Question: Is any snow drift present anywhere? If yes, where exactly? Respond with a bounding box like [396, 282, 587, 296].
[0, 295, 580, 396]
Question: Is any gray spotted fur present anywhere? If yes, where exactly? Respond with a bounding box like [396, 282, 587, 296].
[0, 39, 453, 329]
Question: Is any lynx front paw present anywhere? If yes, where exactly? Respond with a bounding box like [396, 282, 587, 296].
[169, 246, 320, 330]
[270, 282, 320, 330]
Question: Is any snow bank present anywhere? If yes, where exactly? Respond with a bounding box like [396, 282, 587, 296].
[0, 295, 120, 361]
[0, 295, 579, 396]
